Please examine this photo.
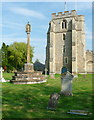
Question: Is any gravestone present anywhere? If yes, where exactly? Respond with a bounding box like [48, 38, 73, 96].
[47, 93, 60, 110]
[60, 67, 74, 96]
[0, 67, 6, 82]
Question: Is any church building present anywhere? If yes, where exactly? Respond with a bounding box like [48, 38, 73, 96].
[45, 10, 94, 74]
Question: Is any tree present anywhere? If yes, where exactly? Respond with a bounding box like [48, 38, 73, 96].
[1, 42, 34, 71]
[1, 42, 8, 70]
[7, 42, 34, 71]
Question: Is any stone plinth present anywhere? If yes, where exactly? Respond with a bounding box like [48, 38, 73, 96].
[24, 63, 34, 72]
[10, 71, 46, 84]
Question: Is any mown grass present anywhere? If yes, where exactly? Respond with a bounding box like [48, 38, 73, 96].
[2, 73, 93, 119]
[3, 72, 14, 80]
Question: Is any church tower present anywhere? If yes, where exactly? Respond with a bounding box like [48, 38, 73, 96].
[45, 10, 86, 74]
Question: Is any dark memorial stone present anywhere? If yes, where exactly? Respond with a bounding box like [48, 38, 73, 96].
[47, 93, 60, 110]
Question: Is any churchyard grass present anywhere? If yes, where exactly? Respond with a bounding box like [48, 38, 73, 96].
[2, 73, 93, 119]
[3, 72, 14, 80]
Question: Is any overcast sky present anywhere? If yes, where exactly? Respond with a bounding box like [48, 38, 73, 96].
[0, 2, 92, 63]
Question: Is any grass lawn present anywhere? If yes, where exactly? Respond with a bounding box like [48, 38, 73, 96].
[2, 73, 93, 119]
[3, 72, 14, 80]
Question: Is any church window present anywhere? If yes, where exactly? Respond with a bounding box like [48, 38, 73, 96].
[62, 20, 67, 29]
[65, 21, 67, 28]
[63, 34, 66, 40]
[63, 45, 66, 53]
[62, 22, 64, 29]
[64, 57, 68, 64]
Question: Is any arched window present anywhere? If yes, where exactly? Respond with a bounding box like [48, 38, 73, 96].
[62, 22, 64, 29]
[62, 20, 67, 29]
[65, 21, 67, 28]
[64, 57, 68, 64]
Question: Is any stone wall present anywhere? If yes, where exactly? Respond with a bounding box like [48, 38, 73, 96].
[86, 50, 94, 73]
[46, 10, 92, 74]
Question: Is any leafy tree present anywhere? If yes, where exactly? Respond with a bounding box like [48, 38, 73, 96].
[0, 42, 8, 70]
[7, 42, 34, 71]
[35, 59, 40, 62]
[1, 42, 34, 71]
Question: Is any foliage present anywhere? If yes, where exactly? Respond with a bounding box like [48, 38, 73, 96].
[2, 74, 93, 119]
[3, 72, 14, 80]
[0, 43, 9, 68]
[0, 42, 34, 71]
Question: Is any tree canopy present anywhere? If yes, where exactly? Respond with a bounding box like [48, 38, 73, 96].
[1, 42, 34, 72]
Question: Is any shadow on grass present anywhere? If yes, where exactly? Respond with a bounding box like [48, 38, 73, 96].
[2, 75, 93, 119]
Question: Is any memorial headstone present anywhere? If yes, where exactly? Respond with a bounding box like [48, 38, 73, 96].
[47, 93, 60, 110]
[0, 67, 6, 82]
[60, 67, 74, 96]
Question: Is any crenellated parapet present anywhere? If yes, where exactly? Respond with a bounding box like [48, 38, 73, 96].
[52, 10, 78, 19]
[86, 50, 94, 62]
[86, 50, 94, 55]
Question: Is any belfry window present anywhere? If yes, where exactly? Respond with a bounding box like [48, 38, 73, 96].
[62, 22, 64, 29]
[62, 20, 67, 29]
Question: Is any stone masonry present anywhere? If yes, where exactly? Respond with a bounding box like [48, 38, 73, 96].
[45, 10, 93, 74]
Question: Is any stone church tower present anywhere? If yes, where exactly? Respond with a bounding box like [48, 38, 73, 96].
[45, 10, 86, 74]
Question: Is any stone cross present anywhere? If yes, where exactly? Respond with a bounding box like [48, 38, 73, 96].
[24, 22, 34, 72]
[26, 22, 31, 63]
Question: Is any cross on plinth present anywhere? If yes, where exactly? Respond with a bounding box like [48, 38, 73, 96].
[0, 67, 6, 82]
[24, 22, 34, 72]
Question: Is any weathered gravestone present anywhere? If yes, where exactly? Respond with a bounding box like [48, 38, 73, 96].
[60, 67, 74, 96]
[47, 93, 60, 110]
[0, 67, 6, 82]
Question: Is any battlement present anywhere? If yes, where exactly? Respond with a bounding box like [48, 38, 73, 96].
[86, 50, 94, 55]
[52, 10, 77, 18]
